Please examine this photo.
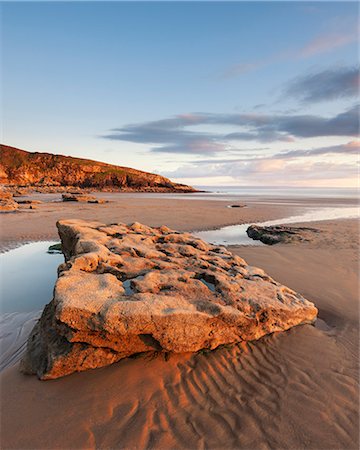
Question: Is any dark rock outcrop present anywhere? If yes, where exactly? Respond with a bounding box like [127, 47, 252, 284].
[247, 224, 320, 245]
[21, 219, 318, 380]
[62, 193, 106, 203]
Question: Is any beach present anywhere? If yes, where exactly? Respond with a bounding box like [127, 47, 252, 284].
[0, 193, 359, 449]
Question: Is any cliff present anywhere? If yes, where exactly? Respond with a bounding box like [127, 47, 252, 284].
[0, 144, 195, 192]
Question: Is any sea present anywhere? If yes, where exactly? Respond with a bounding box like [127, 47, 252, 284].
[194, 186, 359, 199]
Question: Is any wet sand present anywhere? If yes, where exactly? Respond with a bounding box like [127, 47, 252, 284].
[0, 194, 359, 449]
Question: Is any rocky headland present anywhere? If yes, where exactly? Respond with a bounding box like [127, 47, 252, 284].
[21, 219, 317, 380]
[0, 144, 196, 193]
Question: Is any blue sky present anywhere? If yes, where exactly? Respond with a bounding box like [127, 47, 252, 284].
[2, 1, 359, 187]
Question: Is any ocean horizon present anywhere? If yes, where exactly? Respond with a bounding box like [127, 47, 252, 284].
[194, 185, 359, 199]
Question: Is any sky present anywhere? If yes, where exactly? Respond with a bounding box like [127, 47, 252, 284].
[2, 1, 359, 187]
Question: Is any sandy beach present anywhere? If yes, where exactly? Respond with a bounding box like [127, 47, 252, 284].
[0, 193, 359, 449]
[0, 192, 356, 250]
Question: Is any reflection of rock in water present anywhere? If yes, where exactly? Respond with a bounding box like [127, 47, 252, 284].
[21, 219, 318, 380]
[0, 310, 41, 372]
[47, 243, 62, 254]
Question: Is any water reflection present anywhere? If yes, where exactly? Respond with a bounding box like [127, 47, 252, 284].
[0, 242, 63, 313]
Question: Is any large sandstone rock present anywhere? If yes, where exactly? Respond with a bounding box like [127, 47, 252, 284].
[21, 219, 318, 380]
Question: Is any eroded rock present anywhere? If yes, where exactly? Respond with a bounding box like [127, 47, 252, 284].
[247, 225, 320, 245]
[21, 219, 318, 379]
[17, 200, 42, 205]
[0, 191, 19, 212]
[62, 193, 106, 204]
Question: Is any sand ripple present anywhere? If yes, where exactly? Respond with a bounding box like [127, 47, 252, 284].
[0, 243, 358, 450]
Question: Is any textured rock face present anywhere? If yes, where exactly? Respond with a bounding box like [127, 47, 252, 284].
[62, 193, 106, 203]
[247, 225, 320, 245]
[21, 219, 318, 380]
[17, 199, 42, 205]
[0, 144, 195, 192]
[0, 191, 19, 212]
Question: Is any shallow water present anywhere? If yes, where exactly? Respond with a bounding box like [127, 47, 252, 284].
[0, 242, 63, 313]
[195, 206, 360, 246]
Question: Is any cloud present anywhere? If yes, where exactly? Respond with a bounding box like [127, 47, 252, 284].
[285, 66, 360, 103]
[219, 28, 358, 79]
[103, 105, 359, 154]
[220, 62, 263, 79]
[105, 115, 226, 155]
[298, 31, 358, 58]
[193, 141, 360, 164]
[161, 142, 358, 185]
[150, 139, 227, 155]
[276, 140, 360, 158]
[276, 105, 359, 138]
[163, 158, 357, 185]
[225, 130, 295, 143]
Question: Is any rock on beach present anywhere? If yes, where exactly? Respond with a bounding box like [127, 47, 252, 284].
[21, 219, 318, 379]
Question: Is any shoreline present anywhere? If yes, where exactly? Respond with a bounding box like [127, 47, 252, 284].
[1, 216, 358, 255]
[0, 192, 358, 253]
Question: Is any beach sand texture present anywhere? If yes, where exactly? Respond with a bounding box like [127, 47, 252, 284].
[0, 194, 358, 449]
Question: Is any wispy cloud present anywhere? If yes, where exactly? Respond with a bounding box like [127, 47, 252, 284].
[163, 159, 357, 185]
[221, 62, 263, 79]
[284, 66, 360, 103]
[195, 141, 360, 164]
[220, 28, 358, 79]
[276, 140, 360, 158]
[298, 30, 358, 58]
[161, 141, 359, 185]
[103, 105, 359, 155]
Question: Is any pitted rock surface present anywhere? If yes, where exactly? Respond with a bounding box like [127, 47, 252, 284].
[247, 225, 321, 245]
[62, 193, 106, 203]
[0, 191, 19, 212]
[21, 219, 318, 379]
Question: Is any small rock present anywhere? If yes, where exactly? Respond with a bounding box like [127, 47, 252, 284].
[62, 193, 97, 202]
[62, 193, 106, 203]
[17, 200, 42, 205]
[247, 225, 320, 245]
[0, 191, 19, 212]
